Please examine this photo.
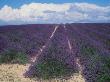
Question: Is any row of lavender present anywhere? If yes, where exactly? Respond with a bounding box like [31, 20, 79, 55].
[66, 23, 110, 82]
[74, 23, 110, 51]
[0, 24, 55, 58]
[25, 25, 78, 80]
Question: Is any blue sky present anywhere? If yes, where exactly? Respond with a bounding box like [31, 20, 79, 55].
[0, 0, 110, 25]
[0, 0, 110, 8]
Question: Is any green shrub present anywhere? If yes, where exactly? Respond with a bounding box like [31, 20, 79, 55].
[106, 39, 110, 46]
[98, 74, 110, 82]
[0, 50, 28, 64]
[103, 57, 110, 69]
[81, 45, 97, 56]
[35, 59, 74, 80]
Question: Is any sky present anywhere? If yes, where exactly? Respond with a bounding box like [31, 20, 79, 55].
[0, 0, 110, 25]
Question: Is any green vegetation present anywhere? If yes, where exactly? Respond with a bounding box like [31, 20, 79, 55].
[103, 57, 110, 69]
[11, 36, 21, 42]
[35, 58, 74, 80]
[106, 39, 110, 46]
[81, 44, 97, 56]
[80, 43, 110, 82]
[105, 39, 110, 49]
[98, 74, 110, 82]
[0, 50, 28, 64]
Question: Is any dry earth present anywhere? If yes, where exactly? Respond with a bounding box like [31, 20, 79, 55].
[0, 64, 85, 82]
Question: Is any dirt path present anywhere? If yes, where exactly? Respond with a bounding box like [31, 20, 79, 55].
[64, 24, 85, 82]
[64, 25, 72, 51]
[0, 64, 36, 82]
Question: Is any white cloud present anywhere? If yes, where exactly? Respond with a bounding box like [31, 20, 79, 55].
[0, 3, 110, 25]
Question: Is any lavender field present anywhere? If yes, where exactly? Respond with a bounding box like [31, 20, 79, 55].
[0, 23, 110, 82]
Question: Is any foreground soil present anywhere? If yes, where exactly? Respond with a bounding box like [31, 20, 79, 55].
[0, 64, 85, 82]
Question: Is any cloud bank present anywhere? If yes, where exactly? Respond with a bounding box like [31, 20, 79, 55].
[0, 3, 110, 25]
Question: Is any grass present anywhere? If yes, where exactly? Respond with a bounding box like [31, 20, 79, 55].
[34, 58, 75, 80]
[0, 49, 28, 64]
